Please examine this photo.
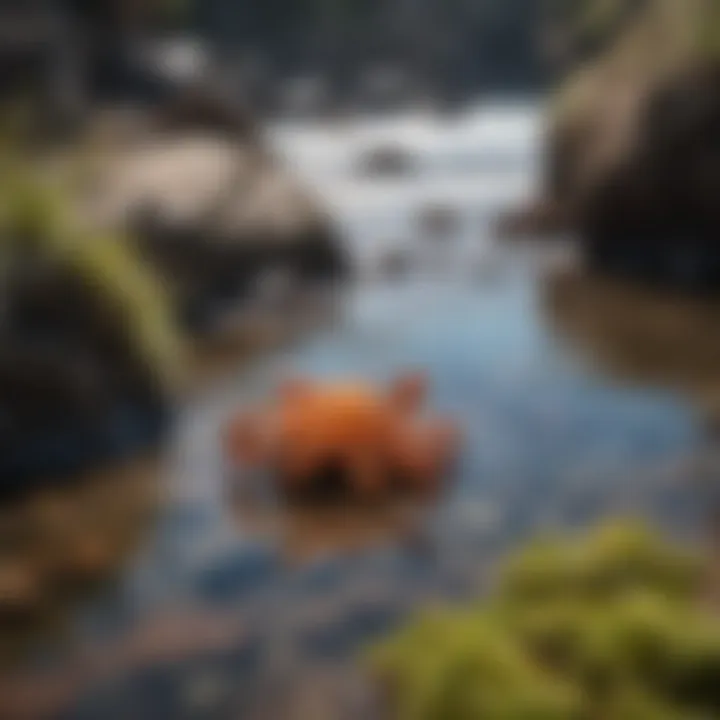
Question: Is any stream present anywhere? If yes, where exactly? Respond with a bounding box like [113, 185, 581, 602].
[1, 100, 719, 720]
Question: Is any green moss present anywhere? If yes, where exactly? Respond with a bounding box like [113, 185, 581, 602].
[500, 521, 701, 603]
[0, 151, 185, 391]
[695, 0, 720, 59]
[368, 520, 720, 720]
[372, 609, 581, 720]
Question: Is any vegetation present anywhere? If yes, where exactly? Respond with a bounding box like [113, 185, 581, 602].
[696, 0, 720, 58]
[0, 130, 185, 392]
[368, 520, 720, 720]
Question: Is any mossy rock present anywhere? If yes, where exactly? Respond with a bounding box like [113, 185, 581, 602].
[368, 520, 719, 720]
[547, 0, 720, 198]
[544, 1, 720, 291]
[89, 132, 348, 335]
[0, 164, 184, 388]
[0, 151, 184, 489]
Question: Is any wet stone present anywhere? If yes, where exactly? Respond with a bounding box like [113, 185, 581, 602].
[194, 547, 279, 605]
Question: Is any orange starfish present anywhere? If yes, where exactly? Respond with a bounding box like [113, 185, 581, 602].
[224, 372, 461, 500]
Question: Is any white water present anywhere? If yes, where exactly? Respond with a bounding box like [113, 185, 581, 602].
[268, 101, 544, 267]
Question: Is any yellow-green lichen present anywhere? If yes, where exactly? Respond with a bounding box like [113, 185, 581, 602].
[0, 144, 185, 391]
[368, 520, 719, 720]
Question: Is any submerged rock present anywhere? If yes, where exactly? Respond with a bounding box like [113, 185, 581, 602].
[417, 203, 460, 240]
[375, 246, 413, 279]
[494, 199, 568, 240]
[355, 144, 417, 178]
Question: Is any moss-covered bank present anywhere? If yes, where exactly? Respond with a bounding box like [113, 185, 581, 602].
[0, 94, 349, 492]
[369, 520, 720, 719]
[0, 147, 184, 493]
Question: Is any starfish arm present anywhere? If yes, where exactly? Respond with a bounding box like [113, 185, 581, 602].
[388, 371, 428, 415]
[277, 376, 315, 406]
[390, 419, 461, 494]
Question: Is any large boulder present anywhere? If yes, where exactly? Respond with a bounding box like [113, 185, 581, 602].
[0, 279, 174, 492]
[536, 0, 720, 289]
[85, 125, 349, 333]
[354, 143, 417, 178]
[0, 171, 182, 493]
[579, 62, 720, 289]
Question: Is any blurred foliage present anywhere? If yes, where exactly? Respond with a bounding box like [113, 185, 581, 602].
[368, 520, 720, 720]
[0, 118, 185, 391]
[557, 0, 720, 64]
[696, 0, 720, 58]
[546, 0, 644, 55]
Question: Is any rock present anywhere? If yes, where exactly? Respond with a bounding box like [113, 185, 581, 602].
[417, 203, 460, 240]
[0, 173, 178, 492]
[376, 247, 413, 279]
[0, 561, 43, 618]
[48, 534, 116, 586]
[0, 346, 112, 428]
[151, 85, 258, 140]
[539, 0, 720, 291]
[88, 131, 349, 334]
[0, 261, 172, 491]
[251, 266, 300, 310]
[494, 199, 568, 239]
[578, 62, 720, 290]
[355, 144, 417, 178]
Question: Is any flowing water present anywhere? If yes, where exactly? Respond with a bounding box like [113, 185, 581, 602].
[2, 102, 720, 719]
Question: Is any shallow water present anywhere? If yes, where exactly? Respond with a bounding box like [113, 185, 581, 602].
[2, 101, 720, 719]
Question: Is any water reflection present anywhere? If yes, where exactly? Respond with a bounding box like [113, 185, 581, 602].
[543, 268, 720, 424]
[230, 494, 434, 566]
[542, 268, 720, 560]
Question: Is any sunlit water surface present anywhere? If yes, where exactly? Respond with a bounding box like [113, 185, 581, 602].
[2, 101, 719, 720]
